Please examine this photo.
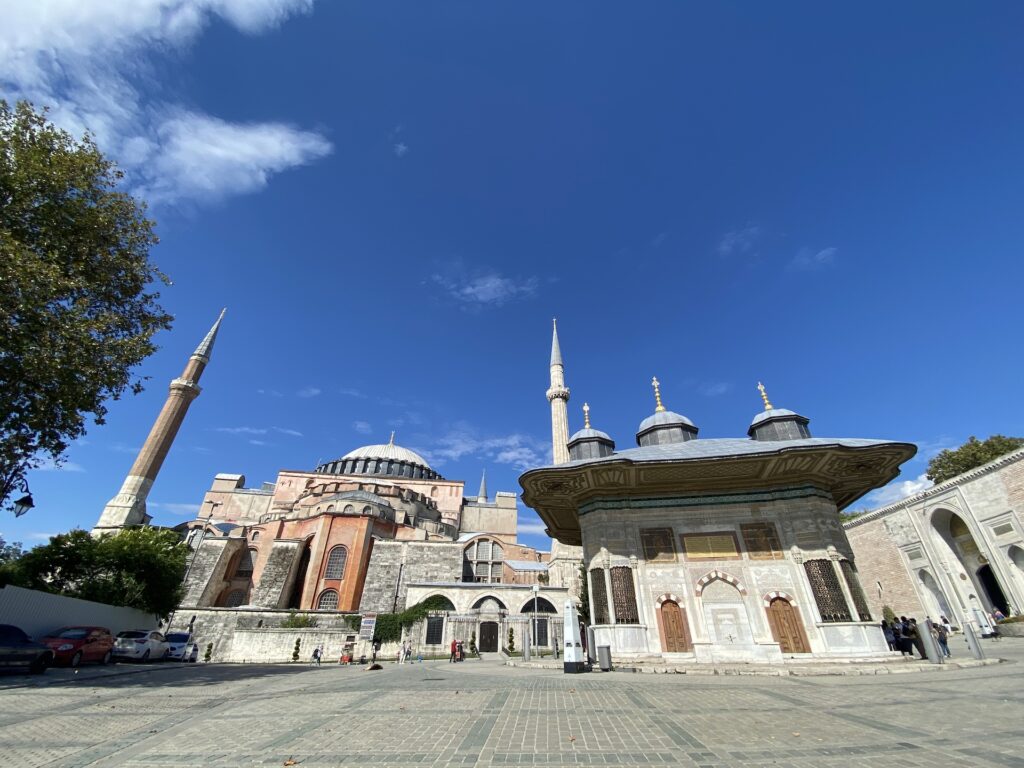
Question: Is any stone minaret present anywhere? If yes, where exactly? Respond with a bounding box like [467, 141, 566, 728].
[93, 309, 226, 535]
[478, 469, 488, 502]
[546, 318, 571, 464]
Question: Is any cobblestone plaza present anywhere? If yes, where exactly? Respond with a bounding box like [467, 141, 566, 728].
[2, 641, 1023, 768]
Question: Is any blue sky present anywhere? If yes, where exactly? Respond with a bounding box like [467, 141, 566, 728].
[3, 1, 1023, 550]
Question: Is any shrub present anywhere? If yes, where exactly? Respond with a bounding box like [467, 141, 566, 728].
[469, 631, 477, 655]
[281, 611, 318, 629]
[203, 643, 213, 663]
[882, 605, 897, 623]
[507, 627, 515, 652]
[292, 638, 301, 662]
[371, 596, 454, 644]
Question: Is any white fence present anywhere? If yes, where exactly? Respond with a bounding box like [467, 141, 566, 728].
[0, 585, 157, 638]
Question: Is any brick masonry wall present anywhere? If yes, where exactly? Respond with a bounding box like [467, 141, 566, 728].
[846, 516, 924, 619]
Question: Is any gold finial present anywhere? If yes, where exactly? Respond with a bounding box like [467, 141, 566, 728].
[389, 430, 395, 445]
[583, 402, 591, 429]
[652, 377, 665, 412]
[756, 381, 773, 411]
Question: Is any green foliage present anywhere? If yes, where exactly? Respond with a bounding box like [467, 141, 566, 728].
[280, 611, 318, 629]
[292, 638, 301, 662]
[0, 100, 172, 509]
[343, 614, 361, 631]
[577, 562, 590, 624]
[204, 643, 213, 663]
[371, 596, 453, 644]
[882, 605, 897, 623]
[469, 630, 477, 655]
[839, 509, 868, 523]
[0, 537, 23, 577]
[507, 626, 515, 652]
[927, 436, 1024, 484]
[3, 527, 187, 616]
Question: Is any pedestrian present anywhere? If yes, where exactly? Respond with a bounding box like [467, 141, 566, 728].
[396, 641, 404, 665]
[311, 645, 322, 667]
[993, 607, 1007, 622]
[449, 638, 457, 663]
[405, 641, 412, 663]
[934, 622, 951, 658]
[456, 639, 464, 662]
[881, 620, 897, 652]
[940, 615, 953, 635]
[372, 639, 380, 663]
[907, 619, 927, 659]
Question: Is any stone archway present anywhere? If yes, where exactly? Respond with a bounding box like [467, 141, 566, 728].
[918, 569, 953, 619]
[929, 508, 1009, 615]
[765, 597, 810, 653]
[977, 564, 1009, 615]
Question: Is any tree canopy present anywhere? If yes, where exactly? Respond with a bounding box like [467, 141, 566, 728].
[0, 100, 172, 508]
[1, 527, 189, 616]
[926, 435, 1024, 484]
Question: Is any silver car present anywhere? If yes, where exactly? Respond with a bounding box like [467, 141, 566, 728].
[114, 630, 169, 661]
[164, 632, 199, 662]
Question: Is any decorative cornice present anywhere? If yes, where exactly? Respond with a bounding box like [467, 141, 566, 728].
[843, 447, 1024, 530]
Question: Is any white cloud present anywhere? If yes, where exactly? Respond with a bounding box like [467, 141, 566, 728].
[417, 426, 549, 470]
[35, 458, 85, 473]
[216, 427, 268, 435]
[257, 389, 284, 397]
[393, 142, 409, 157]
[718, 225, 761, 256]
[699, 381, 732, 397]
[862, 473, 934, 508]
[353, 421, 373, 435]
[297, 387, 322, 398]
[790, 246, 838, 271]
[339, 388, 366, 398]
[249, 439, 270, 446]
[0, 0, 330, 205]
[150, 502, 201, 516]
[273, 427, 304, 437]
[431, 272, 539, 308]
[27, 532, 58, 541]
[517, 521, 550, 536]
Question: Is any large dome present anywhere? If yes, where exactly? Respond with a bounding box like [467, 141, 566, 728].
[315, 439, 441, 480]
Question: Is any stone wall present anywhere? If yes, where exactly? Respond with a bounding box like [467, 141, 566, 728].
[181, 538, 238, 606]
[250, 540, 301, 608]
[845, 514, 924, 618]
[358, 541, 464, 612]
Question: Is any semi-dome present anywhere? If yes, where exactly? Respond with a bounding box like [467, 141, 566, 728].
[315, 435, 442, 480]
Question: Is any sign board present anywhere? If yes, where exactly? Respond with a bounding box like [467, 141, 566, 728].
[358, 612, 377, 641]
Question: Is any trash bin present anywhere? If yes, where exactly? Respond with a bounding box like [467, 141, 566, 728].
[597, 645, 612, 672]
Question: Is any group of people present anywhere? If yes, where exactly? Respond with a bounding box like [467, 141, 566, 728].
[881, 616, 953, 659]
[449, 638, 465, 662]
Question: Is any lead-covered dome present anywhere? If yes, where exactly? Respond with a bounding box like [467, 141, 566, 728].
[315, 438, 442, 480]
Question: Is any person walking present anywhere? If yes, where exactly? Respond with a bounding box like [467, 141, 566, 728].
[449, 638, 457, 663]
[934, 622, 951, 658]
[906, 619, 927, 659]
[881, 620, 897, 651]
[396, 641, 405, 665]
[310, 645, 322, 667]
[940, 615, 953, 635]
[372, 639, 380, 663]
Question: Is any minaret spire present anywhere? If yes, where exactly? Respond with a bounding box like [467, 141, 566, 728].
[478, 469, 488, 502]
[546, 318, 571, 464]
[94, 309, 226, 535]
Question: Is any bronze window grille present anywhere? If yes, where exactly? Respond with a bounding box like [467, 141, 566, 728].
[840, 560, 873, 621]
[324, 545, 348, 579]
[640, 528, 676, 562]
[803, 559, 851, 622]
[590, 568, 610, 624]
[425, 616, 444, 645]
[740, 522, 784, 560]
[611, 566, 639, 624]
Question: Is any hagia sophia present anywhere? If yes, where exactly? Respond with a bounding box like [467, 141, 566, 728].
[92, 313, 1024, 664]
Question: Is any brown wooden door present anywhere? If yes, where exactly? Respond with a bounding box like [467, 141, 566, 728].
[660, 600, 692, 652]
[480, 622, 499, 652]
[766, 598, 810, 653]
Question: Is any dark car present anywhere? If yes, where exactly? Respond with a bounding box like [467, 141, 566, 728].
[41, 626, 114, 667]
[0, 624, 54, 674]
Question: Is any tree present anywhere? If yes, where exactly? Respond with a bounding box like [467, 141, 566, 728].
[577, 562, 590, 624]
[0, 100, 172, 509]
[926, 436, 1024, 484]
[6, 527, 188, 616]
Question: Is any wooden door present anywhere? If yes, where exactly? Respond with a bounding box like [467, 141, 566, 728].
[660, 601, 692, 652]
[766, 598, 810, 653]
[480, 622, 499, 652]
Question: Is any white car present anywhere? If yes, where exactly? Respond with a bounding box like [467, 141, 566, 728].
[164, 632, 199, 662]
[114, 630, 169, 661]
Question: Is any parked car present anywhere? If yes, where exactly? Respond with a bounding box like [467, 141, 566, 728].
[113, 630, 169, 661]
[0, 624, 54, 674]
[41, 626, 114, 667]
[164, 632, 199, 662]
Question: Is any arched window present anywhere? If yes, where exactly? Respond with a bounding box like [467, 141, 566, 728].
[235, 548, 256, 577]
[362, 505, 372, 515]
[317, 589, 339, 610]
[463, 537, 504, 583]
[324, 546, 348, 579]
[343, 504, 355, 514]
[325, 504, 335, 513]
[225, 588, 247, 607]
[251, 531, 260, 541]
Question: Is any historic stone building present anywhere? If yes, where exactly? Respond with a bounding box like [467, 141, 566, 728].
[520, 328, 917, 663]
[844, 448, 1024, 632]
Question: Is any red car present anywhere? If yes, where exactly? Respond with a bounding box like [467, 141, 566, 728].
[42, 626, 115, 667]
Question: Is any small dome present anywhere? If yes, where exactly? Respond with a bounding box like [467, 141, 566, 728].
[316, 440, 441, 480]
[638, 410, 696, 432]
[748, 408, 811, 441]
[341, 442, 431, 469]
[636, 409, 699, 447]
[569, 427, 612, 442]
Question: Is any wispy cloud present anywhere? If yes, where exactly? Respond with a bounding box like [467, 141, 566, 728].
[416, 425, 549, 470]
[699, 382, 732, 397]
[339, 388, 367, 398]
[789, 246, 838, 271]
[257, 388, 284, 397]
[431, 271, 539, 308]
[0, 0, 330, 205]
[862, 473, 934, 508]
[651, 232, 668, 248]
[517, 521, 550, 536]
[353, 421, 373, 435]
[718, 224, 761, 256]
[249, 439, 270, 447]
[27, 532, 57, 541]
[150, 502, 201, 516]
[297, 387, 322, 398]
[393, 142, 409, 158]
[217, 427, 268, 435]
[273, 427, 304, 437]
[35, 459, 85, 473]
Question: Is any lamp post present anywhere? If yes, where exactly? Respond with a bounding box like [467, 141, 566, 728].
[12, 494, 35, 518]
[532, 583, 540, 656]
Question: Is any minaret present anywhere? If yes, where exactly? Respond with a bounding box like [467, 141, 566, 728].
[478, 469, 488, 502]
[93, 309, 226, 535]
[546, 318, 571, 464]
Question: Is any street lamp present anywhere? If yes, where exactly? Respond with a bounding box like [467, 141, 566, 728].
[12, 494, 34, 518]
[532, 583, 540, 656]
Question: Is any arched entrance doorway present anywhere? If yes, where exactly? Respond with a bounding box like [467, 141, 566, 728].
[479, 621, 500, 652]
[918, 569, 953, 619]
[765, 597, 810, 653]
[977, 564, 1009, 615]
[659, 600, 692, 652]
